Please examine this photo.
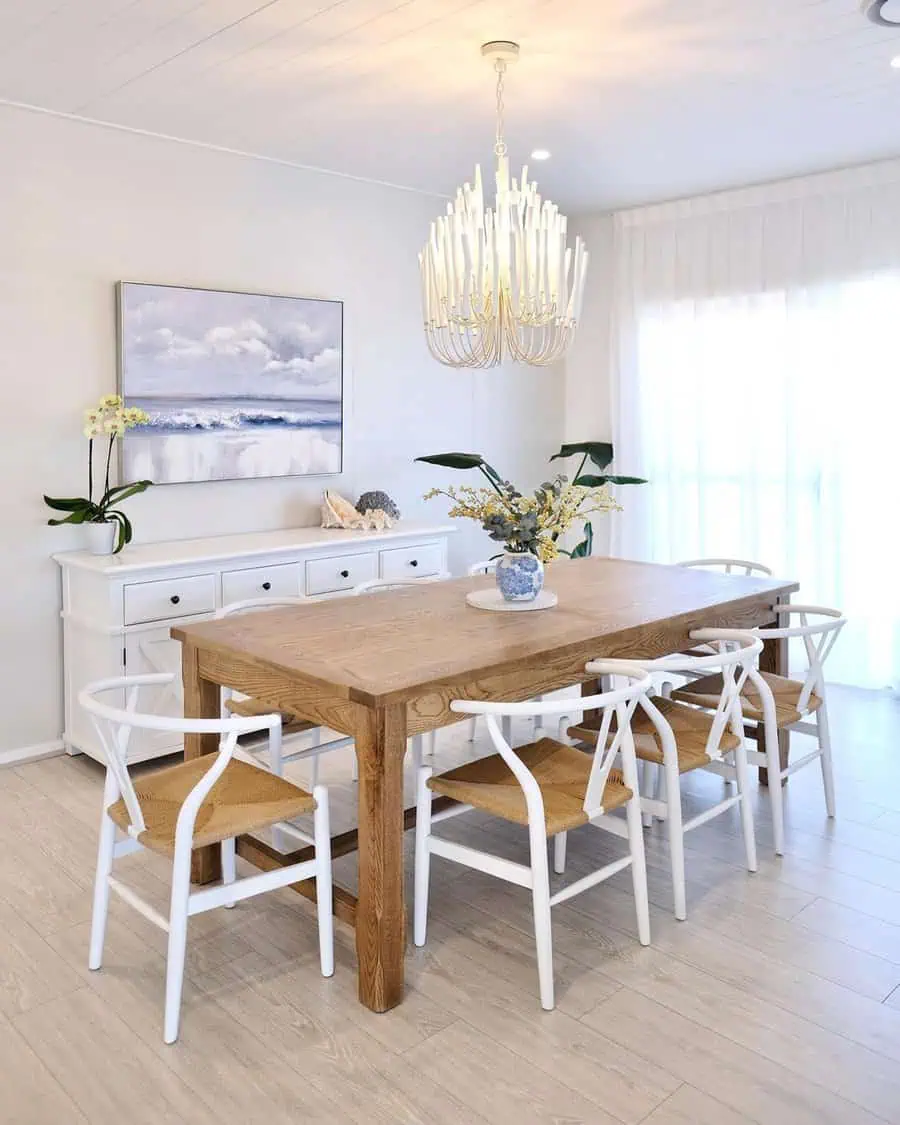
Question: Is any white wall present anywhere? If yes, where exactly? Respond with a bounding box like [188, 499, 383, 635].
[0, 104, 564, 754]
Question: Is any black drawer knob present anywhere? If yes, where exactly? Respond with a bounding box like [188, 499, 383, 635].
[170, 595, 180, 605]
[409, 559, 419, 567]
[340, 569, 350, 579]
[262, 581, 271, 591]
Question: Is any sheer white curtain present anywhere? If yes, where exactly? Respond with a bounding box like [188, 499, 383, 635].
[610, 163, 900, 689]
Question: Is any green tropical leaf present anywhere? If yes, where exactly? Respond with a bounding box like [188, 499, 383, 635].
[415, 452, 486, 470]
[43, 495, 92, 513]
[574, 473, 647, 488]
[570, 521, 595, 558]
[550, 442, 614, 470]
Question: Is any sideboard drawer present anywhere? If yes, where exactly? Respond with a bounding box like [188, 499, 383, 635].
[222, 562, 300, 606]
[124, 574, 216, 625]
[380, 543, 443, 580]
[306, 552, 378, 596]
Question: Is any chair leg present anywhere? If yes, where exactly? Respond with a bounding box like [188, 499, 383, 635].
[413, 765, 433, 947]
[662, 756, 687, 922]
[425, 730, 437, 762]
[817, 700, 836, 819]
[221, 838, 237, 908]
[163, 848, 192, 1045]
[553, 832, 567, 875]
[88, 811, 116, 971]
[732, 742, 758, 874]
[625, 789, 651, 946]
[309, 726, 322, 789]
[762, 718, 786, 856]
[268, 717, 284, 777]
[641, 761, 654, 828]
[312, 785, 334, 978]
[467, 716, 478, 742]
[351, 747, 359, 783]
[529, 829, 555, 1010]
[501, 715, 513, 746]
[410, 734, 424, 772]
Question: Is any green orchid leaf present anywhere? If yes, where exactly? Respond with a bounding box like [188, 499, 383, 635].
[107, 510, 133, 553]
[100, 480, 153, 506]
[550, 442, 614, 470]
[48, 510, 90, 526]
[43, 495, 92, 512]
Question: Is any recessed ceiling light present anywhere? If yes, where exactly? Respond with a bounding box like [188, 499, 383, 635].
[530, 148, 551, 161]
[891, 54, 900, 68]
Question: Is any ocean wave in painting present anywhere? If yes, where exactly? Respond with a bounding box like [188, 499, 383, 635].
[127, 396, 341, 435]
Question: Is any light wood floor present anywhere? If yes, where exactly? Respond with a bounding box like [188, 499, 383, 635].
[2, 685, 900, 1125]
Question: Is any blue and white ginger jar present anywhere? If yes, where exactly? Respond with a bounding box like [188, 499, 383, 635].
[495, 552, 545, 602]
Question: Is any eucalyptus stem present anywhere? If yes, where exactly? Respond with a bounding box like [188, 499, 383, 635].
[575, 452, 589, 482]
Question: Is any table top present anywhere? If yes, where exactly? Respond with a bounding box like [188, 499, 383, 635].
[173, 557, 797, 707]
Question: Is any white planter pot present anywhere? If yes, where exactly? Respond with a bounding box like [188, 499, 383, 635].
[85, 521, 117, 556]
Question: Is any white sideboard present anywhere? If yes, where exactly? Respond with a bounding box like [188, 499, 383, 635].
[55, 521, 455, 764]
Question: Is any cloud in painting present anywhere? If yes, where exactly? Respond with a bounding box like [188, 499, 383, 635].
[121, 284, 341, 401]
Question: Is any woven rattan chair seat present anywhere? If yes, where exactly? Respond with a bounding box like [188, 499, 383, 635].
[568, 697, 741, 773]
[107, 757, 316, 855]
[673, 670, 822, 729]
[427, 737, 632, 835]
[224, 695, 317, 735]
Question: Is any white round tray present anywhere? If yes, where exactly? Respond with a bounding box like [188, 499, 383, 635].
[465, 588, 558, 612]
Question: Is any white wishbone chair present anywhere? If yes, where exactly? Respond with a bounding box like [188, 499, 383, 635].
[352, 574, 451, 776]
[570, 631, 762, 920]
[673, 606, 846, 855]
[79, 673, 334, 1044]
[413, 662, 654, 1010]
[677, 557, 774, 577]
[216, 596, 354, 787]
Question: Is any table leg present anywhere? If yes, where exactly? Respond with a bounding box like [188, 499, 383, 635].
[758, 600, 790, 787]
[354, 701, 406, 1012]
[181, 643, 222, 885]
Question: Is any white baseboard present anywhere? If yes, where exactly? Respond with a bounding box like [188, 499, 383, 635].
[0, 739, 65, 768]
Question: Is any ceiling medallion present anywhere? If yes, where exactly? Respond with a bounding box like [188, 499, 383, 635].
[862, 1, 900, 26]
[419, 41, 588, 369]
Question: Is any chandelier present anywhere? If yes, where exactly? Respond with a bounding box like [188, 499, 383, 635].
[862, 1, 900, 25]
[419, 41, 588, 368]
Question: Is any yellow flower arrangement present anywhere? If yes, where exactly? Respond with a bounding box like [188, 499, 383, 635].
[423, 476, 620, 563]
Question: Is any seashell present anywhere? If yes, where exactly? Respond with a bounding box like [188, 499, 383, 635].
[321, 489, 395, 531]
[356, 490, 401, 521]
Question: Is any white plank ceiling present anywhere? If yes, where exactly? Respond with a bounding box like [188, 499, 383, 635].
[1, 0, 899, 209]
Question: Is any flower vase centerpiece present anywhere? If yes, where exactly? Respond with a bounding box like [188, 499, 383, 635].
[417, 452, 624, 604]
[44, 395, 152, 555]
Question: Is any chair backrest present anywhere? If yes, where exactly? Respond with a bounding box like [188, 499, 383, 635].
[592, 629, 763, 762]
[216, 595, 306, 619]
[677, 557, 773, 577]
[451, 661, 653, 821]
[754, 605, 846, 713]
[78, 673, 277, 841]
[468, 560, 497, 576]
[352, 574, 450, 595]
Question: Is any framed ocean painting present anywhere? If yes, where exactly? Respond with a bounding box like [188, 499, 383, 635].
[117, 282, 343, 484]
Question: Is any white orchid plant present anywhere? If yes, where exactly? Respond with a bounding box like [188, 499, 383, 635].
[44, 394, 152, 553]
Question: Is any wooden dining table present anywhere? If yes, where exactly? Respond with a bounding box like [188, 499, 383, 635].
[172, 556, 797, 1013]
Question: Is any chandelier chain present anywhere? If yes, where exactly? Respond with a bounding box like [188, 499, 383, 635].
[494, 59, 507, 158]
